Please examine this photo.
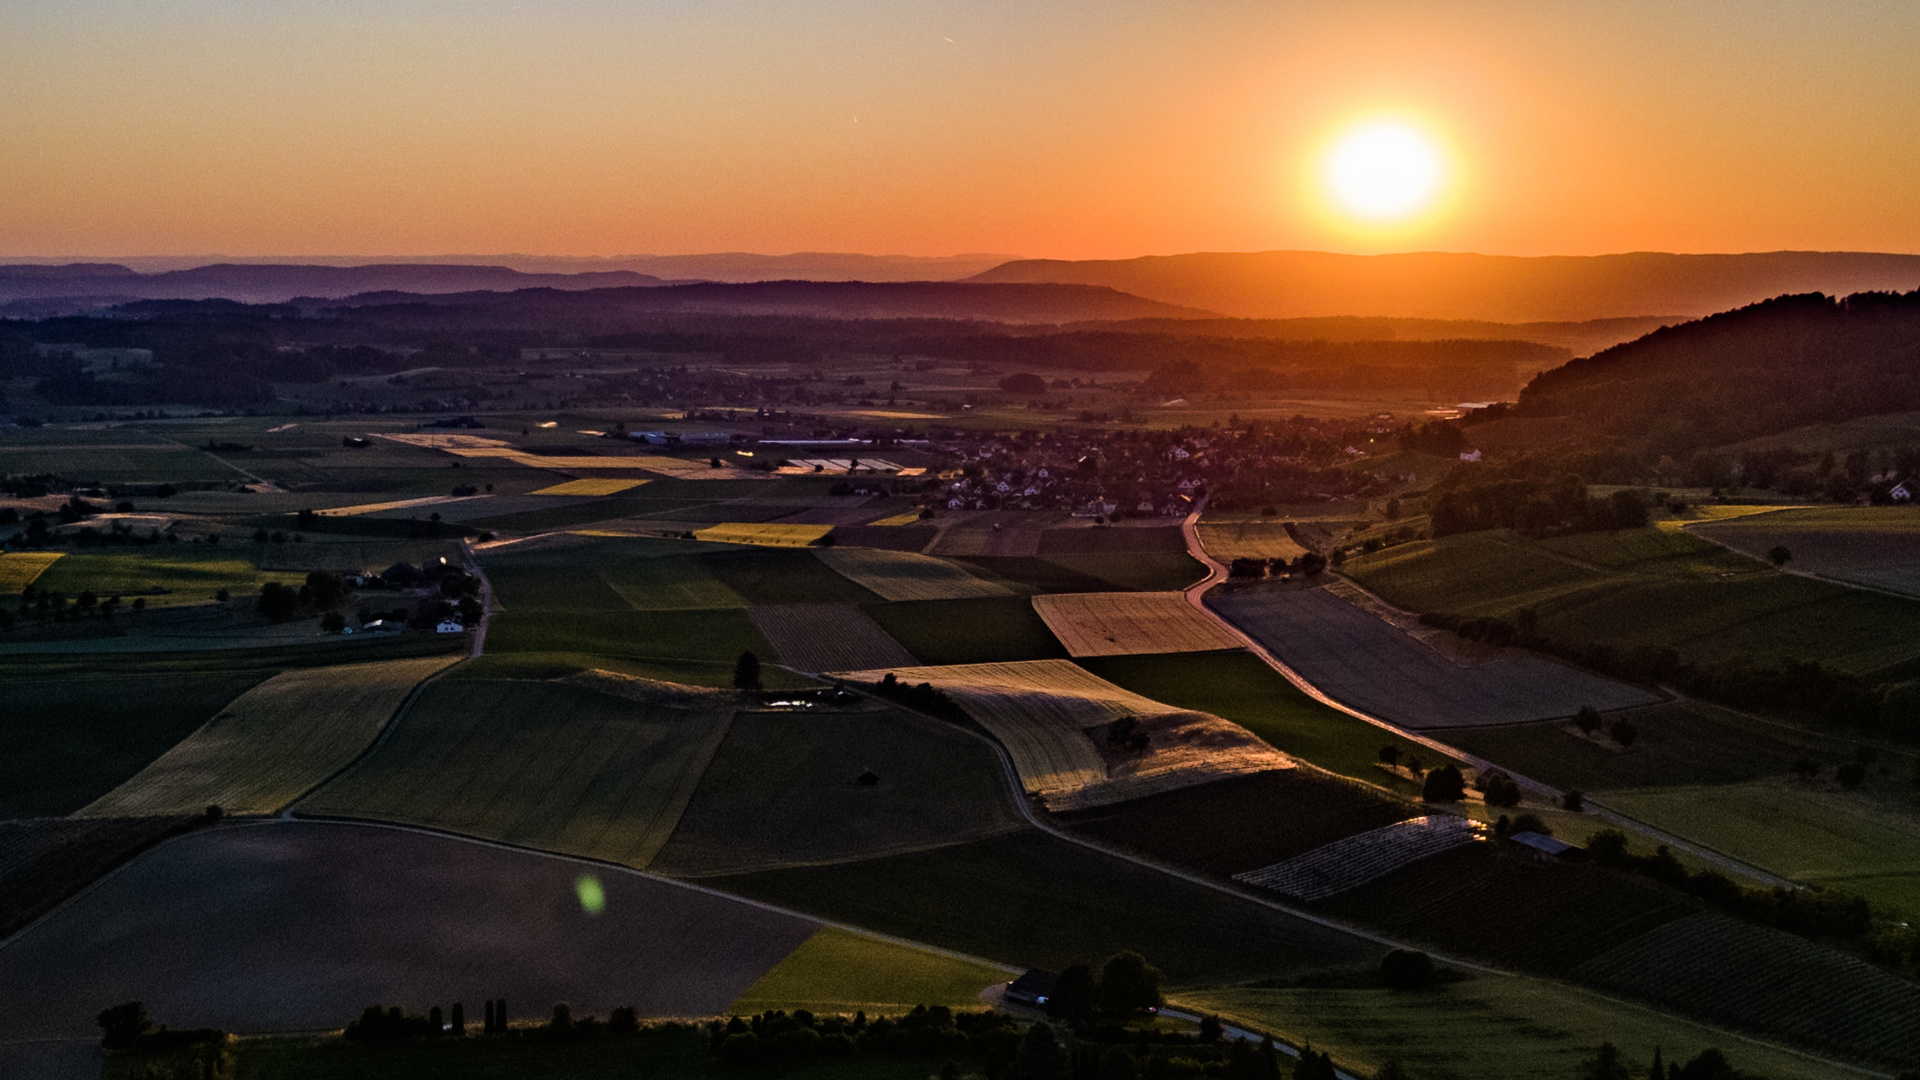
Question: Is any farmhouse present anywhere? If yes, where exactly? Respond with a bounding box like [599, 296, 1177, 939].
[436, 618, 466, 633]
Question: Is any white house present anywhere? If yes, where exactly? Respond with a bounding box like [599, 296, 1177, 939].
[436, 619, 465, 633]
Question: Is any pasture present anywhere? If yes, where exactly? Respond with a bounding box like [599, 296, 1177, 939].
[1691, 506, 1920, 596]
[714, 828, 1380, 987]
[30, 548, 306, 608]
[814, 547, 1013, 601]
[1058, 770, 1415, 877]
[728, 927, 1014, 1015]
[1210, 585, 1656, 728]
[1076, 651, 1429, 790]
[80, 655, 460, 818]
[745, 604, 917, 672]
[1183, 972, 1871, 1080]
[839, 659, 1290, 811]
[0, 551, 64, 593]
[1575, 913, 1920, 1067]
[0, 666, 272, 817]
[1196, 521, 1309, 561]
[1600, 779, 1920, 913]
[0, 815, 199, 938]
[1033, 591, 1243, 657]
[649, 707, 1025, 876]
[0, 822, 818, 1038]
[301, 676, 737, 868]
[864, 595, 1068, 665]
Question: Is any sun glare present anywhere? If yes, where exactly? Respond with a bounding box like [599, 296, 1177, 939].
[1323, 121, 1446, 223]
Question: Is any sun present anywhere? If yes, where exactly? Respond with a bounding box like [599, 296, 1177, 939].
[1322, 120, 1447, 223]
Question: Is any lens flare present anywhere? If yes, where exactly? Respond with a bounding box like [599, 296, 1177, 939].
[1323, 121, 1446, 222]
[575, 874, 606, 915]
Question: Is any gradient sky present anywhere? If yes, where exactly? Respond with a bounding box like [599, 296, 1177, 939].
[3, 0, 1917, 260]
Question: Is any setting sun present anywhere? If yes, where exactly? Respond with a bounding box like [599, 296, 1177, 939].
[1323, 121, 1447, 223]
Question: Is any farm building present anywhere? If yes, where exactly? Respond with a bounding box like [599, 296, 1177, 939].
[1509, 831, 1576, 861]
[1003, 969, 1058, 1009]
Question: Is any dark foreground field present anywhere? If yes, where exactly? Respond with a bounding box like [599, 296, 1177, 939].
[0, 821, 817, 1039]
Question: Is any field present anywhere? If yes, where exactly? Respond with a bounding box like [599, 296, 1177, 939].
[947, 555, 1119, 594]
[746, 603, 917, 672]
[728, 927, 1014, 1014]
[30, 548, 307, 608]
[713, 828, 1380, 987]
[0, 821, 818, 1038]
[699, 548, 882, 604]
[862, 595, 1069, 665]
[1317, 843, 1694, 975]
[0, 666, 274, 817]
[1235, 817, 1485, 901]
[692, 522, 834, 547]
[1210, 585, 1656, 728]
[484, 606, 782, 684]
[648, 707, 1025, 876]
[0, 551, 64, 593]
[1346, 527, 1920, 677]
[1692, 506, 1920, 596]
[0, 815, 199, 938]
[1057, 770, 1415, 877]
[529, 478, 650, 496]
[1036, 525, 1190, 555]
[300, 675, 737, 868]
[839, 659, 1291, 811]
[1196, 521, 1309, 561]
[1075, 651, 1430, 790]
[1575, 913, 1920, 1066]
[1043, 552, 1209, 591]
[1182, 972, 1874, 1080]
[81, 656, 460, 817]
[1600, 778, 1920, 913]
[1032, 591, 1244, 656]
[813, 547, 1013, 601]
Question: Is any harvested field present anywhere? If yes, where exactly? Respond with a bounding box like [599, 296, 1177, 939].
[530, 478, 650, 496]
[747, 604, 917, 672]
[1032, 592, 1241, 657]
[1318, 842, 1694, 974]
[1058, 770, 1416, 877]
[692, 522, 833, 547]
[1575, 912, 1920, 1067]
[714, 828, 1379, 987]
[1196, 522, 1309, 561]
[300, 675, 736, 868]
[836, 660, 1291, 811]
[863, 595, 1069, 665]
[1235, 817, 1483, 901]
[649, 708, 1024, 876]
[826, 524, 940, 551]
[1038, 525, 1189, 555]
[1692, 506, 1920, 596]
[1183, 974, 1870, 1080]
[313, 494, 489, 517]
[814, 547, 1013, 601]
[1211, 585, 1656, 728]
[80, 656, 459, 818]
[729, 927, 1013, 1015]
[0, 551, 64, 593]
[0, 667, 274, 818]
[0, 822, 818, 1038]
[866, 511, 927, 527]
[0, 816, 199, 938]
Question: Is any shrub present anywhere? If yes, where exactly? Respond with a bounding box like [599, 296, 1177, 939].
[98, 1001, 152, 1049]
[1380, 949, 1438, 990]
[1421, 763, 1466, 802]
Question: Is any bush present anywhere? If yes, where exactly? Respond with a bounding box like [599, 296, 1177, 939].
[1380, 949, 1438, 990]
[98, 1001, 152, 1049]
[1421, 763, 1466, 802]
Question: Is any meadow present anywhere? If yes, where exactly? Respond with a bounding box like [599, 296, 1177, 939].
[30, 547, 307, 608]
[745, 603, 918, 672]
[1210, 585, 1656, 728]
[862, 595, 1069, 665]
[80, 655, 460, 818]
[648, 706, 1025, 876]
[727, 927, 1014, 1015]
[0, 822, 818, 1039]
[300, 676, 737, 868]
[813, 547, 1014, 601]
[1032, 591, 1243, 657]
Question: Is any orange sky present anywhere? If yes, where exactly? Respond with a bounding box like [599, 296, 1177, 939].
[2, 1, 1917, 260]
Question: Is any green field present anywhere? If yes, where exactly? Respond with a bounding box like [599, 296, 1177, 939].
[1044, 552, 1210, 591]
[0, 667, 271, 817]
[1183, 973, 1871, 1080]
[861, 595, 1069, 665]
[1602, 779, 1920, 913]
[728, 928, 1013, 1014]
[1075, 650, 1427, 790]
[81, 656, 459, 817]
[650, 707, 1024, 876]
[700, 549, 882, 604]
[300, 677, 737, 867]
[1346, 527, 1920, 677]
[712, 827, 1380, 987]
[30, 548, 306, 607]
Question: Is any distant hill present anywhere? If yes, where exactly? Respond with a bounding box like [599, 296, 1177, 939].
[1489, 290, 1920, 454]
[1075, 315, 1676, 356]
[2, 251, 1019, 282]
[970, 250, 1920, 323]
[318, 280, 1217, 324]
[0, 262, 675, 306]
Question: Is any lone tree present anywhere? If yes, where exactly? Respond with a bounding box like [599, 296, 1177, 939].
[1098, 951, 1166, 1015]
[1380, 949, 1438, 990]
[1422, 763, 1466, 802]
[97, 1001, 152, 1049]
[1768, 545, 1793, 568]
[1574, 705, 1602, 735]
[1378, 745, 1402, 770]
[733, 650, 762, 692]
